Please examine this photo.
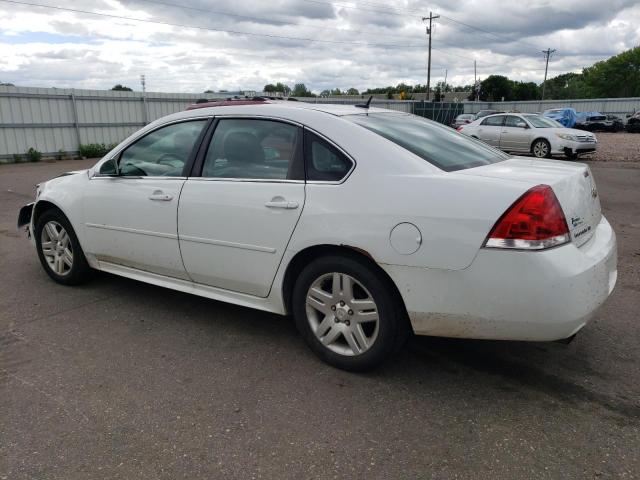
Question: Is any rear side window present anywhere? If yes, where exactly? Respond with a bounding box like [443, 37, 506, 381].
[304, 131, 353, 182]
[346, 113, 508, 172]
[481, 115, 505, 126]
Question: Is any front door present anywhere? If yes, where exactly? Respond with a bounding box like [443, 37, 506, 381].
[500, 115, 531, 152]
[178, 117, 305, 297]
[82, 119, 208, 279]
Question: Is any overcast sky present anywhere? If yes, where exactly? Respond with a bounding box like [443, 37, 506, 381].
[1, 0, 639, 93]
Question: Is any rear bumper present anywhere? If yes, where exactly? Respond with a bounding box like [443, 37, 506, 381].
[382, 216, 617, 341]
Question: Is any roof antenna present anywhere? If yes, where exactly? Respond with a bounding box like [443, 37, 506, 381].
[355, 95, 373, 110]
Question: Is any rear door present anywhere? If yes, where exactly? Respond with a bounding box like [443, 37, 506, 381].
[177, 117, 305, 297]
[476, 115, 505, 146]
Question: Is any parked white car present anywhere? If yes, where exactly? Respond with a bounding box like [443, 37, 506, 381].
[18, 102, 617, 371]
[458, 113, 598, 159]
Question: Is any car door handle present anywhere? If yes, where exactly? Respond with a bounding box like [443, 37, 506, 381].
[149, 190, 173, 201]
[265, 200, 299, 209]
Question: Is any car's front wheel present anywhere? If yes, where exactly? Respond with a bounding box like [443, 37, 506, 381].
[35, 209, 91, 285]
[292, 255, 407, 371]
[532, 138, 551, 158]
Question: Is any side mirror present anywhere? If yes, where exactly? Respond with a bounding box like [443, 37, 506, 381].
[98, 157, 119, 176]
[516, 122, 528, 129]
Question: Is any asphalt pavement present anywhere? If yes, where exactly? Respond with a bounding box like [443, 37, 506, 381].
[1, 158, 639, 479]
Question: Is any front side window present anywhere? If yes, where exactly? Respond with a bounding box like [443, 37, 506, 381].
[481, 115, 505, 126]
[118, 120, 207, 176]
[505, 115, 527, 128]
[201, 119, 301, 180]
[346, 113, 508, 172]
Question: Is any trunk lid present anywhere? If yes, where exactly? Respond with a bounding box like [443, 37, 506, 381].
[458, 157, 601, 247]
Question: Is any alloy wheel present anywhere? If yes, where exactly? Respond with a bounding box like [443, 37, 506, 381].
[41, 220, 73, 276]
[305, 272, 380, 356]
[533, 141, 549, 158]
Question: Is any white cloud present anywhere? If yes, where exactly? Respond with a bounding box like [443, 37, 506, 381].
[0, 0, 638, 92]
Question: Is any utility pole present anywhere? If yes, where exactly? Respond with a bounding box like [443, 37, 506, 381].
[422, 11, 439, 101]
[541, 48, 556, 100]
[474, 60, 479, 101]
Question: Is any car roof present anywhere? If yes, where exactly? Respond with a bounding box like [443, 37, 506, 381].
[173, 101, 399, 120]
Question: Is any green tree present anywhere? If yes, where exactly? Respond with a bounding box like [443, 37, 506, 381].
[479, 75, 512, 101]
[346, 87, 359, 95]
[330, 88, 342, 96]
[581, 46, 640, 98]
[111, 84, 133, 91]
[319, 89, 331, 96]
[292, 83, 314, 97]
[512, 81, 540, 101]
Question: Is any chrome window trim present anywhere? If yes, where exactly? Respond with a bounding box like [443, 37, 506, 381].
[90, 176, 187, 181]
[91, 116, 212, 180]
[186, 178, 304, 184]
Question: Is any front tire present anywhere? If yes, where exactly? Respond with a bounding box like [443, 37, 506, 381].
[292, 255, 407, 371]
[532, 138, 551, 158]
[35, 209, 91, 285]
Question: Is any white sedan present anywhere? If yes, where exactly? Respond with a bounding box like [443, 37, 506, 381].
[17, 101, 617, 371]
[458, 113, 598, 159]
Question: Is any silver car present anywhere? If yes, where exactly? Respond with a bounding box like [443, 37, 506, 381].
[458, 113, 597, 159]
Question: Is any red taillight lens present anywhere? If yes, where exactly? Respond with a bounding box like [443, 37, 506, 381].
[456, 126, 463, 132]
[484, 185, 570, 250]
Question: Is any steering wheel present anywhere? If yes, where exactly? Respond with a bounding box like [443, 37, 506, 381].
[157, 153, 183, 166]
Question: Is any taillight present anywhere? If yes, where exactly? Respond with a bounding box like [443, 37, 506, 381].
[484, 185, 570, 250]
[456, 126, 463, 132]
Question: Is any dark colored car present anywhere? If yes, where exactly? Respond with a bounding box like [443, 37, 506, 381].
[626, 112, 640, 133]
[576, 112, 624, 132]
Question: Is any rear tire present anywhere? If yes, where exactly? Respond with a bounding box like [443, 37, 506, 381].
[292, 255, 407, 371]
[35, 209, 91, 285]
[532, 138, 551, 158]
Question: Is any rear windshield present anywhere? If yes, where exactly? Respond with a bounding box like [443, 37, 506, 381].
[345, 113, 509, 172]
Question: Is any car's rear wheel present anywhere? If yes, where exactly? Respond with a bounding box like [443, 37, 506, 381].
[532, 138, 551, 158]
[292, 255, 407, 371]
[35, 209, 91, 285]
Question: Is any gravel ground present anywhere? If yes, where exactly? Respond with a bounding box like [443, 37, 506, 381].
[591, 132, 640, 163]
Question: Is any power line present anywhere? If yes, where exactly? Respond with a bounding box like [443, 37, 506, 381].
[298, 0, 423, 18]
[135, 0, 421, 40]
[0, 0, 426, 49]
[437, 14, 541, 51]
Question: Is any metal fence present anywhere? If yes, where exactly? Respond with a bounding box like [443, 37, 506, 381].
[2, 85, 639, 160]
[0, 85, 205, 160]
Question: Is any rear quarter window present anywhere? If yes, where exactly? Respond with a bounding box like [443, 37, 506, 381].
[346, 113, 508, 172]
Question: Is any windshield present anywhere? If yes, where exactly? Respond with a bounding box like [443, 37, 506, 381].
[346, 113, 509, 172]
[523, 115, 562, 128]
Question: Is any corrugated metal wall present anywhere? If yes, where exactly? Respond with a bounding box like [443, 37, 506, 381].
[0, 86, 205, 159]
[2, 85, 639, 159]
[462, 97, 640, 116]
